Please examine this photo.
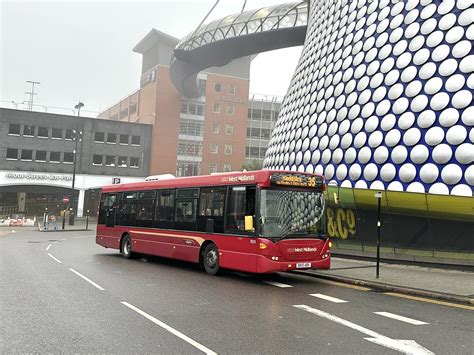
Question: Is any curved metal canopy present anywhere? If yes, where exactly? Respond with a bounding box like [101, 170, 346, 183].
[170, 1, 308, 98]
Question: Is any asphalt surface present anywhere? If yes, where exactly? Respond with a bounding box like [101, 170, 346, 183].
[1, 228, 473, 354]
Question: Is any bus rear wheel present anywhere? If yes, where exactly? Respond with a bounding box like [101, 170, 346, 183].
[121, 234, 133, 259]
[203, 243, 219, 276]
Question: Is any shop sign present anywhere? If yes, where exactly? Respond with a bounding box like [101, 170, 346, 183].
[5, 172, 72, 181]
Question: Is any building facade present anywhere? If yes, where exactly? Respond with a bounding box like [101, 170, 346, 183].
[0, 108, 152, 216]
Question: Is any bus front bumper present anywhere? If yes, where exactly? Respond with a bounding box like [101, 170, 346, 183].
[256, 254, 331, 274]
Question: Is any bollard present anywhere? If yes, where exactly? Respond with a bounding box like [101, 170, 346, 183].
[85, 210, 89, 230]
[62, 210, 66, 230]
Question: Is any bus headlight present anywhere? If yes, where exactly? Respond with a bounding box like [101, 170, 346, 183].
[329, 241, 332, 248]
[259, 243, 267, 250]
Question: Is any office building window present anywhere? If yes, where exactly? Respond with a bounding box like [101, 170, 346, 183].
[120, 134, 129, 144]
[65, 129, 74, 140]
[213, 103, 220, 113]
[215, 82, 221, 93]
[38, 127, 48, 138]
[131, 135, 141, 146]
[209, 163, 218, 174]
[180, 103, 188, 113]
[107, 133, 117, 144]
[120, 108, 129, 119]
[212, 123, 220, 134]
[92, 155, 103, 165]
[110, 114, 119, 121]
[50, 151, 61, 163]
[105, 155, 115, 166]
[225, 124, 234, 135]
[64, 152, 74, 164]
[8, 124, 20, 135]
[118, 156, 128, 167]
[94, 132, 105, 143]
[36, 150, 47, 162]
[198, 79, 207, 96]
[52, 128, 62, 139]
[23, 125, 35, 137]
[196, 104, 204, 116]
[130, 157, 140, 168]
[129, 103, 137, 114]
[229, 84, 236, 95]
[210, 144, 218, 154]
[223, 164, 232, 172]
[20, 149, 32, 161]
[227, 104, 235, 116]
[188, 103, 196, 115]
[6, 148, 18, 160]
[225, 144, 233, 156]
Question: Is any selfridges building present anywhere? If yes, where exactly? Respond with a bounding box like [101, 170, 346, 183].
[262, 0, 473, 262]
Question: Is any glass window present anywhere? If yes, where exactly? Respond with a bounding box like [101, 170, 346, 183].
[130, 157, 140, 168]
[214, 82, 221, 93]
[52, 128, 62, 139]
[223, 164, 232, 172]
[35, 150, 47, 162]
[92, 154, 103, 165]
[227, 104, 235, 116]
[180, 103, 188, 113]
[8, 124, 20, 135]
[226, 186, 256, 234]
[188, 103, 196, 115]
[198, 79, 207, 96]
[107, 133, 117, 144]
[94, 132, 105, 142]
[105, 155, 115, 166]
[6, 148, 18, 160]
[155, 190, 175, 223]
[130, 103, 137, 114]
[23, 125, 35, 137]
[118, 156, 127, 167]
[196, 104, 204, 116]
[199, 187, 226, 217]
[120, 108, 129, 119]
[131, 135, 140, 146]
[65, 129, 74, 140]
[213, 103, 220, 113]
[137, 191, 155, 226]
[98, 193, 117, 225]
[119, 134, 129, 144]
[225, 144, 233, 156]
[50, 151, 61, 163]
[117, 197, 137, 227]
[210, 144, 218, 154]
[175, 198, 197, 224]
[209, 163, 218, 174]
[229, 84, 236, 95]
[38, 127, 48, 138]
[64, 152, 74, 164]
[225, 124, 234, 135]
[212, 123, 220, 134]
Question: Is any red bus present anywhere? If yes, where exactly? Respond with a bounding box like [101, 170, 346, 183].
[96, 170, 331, 275]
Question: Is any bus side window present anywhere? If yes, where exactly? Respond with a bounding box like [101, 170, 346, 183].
[197, 187, 226, 233]
[98, 193, 117, 225]
[116, 192, 137, 227]
[225, 186, 256, 235]
[154, 190, 175, 229]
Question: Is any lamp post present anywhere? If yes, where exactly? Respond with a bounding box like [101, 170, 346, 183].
[69, 102, 84, 225]
[374, 191, 382, 279]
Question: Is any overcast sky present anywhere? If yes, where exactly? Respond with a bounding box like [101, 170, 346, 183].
[1, 0, 302, 116]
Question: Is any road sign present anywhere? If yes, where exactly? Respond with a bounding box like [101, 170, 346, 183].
[63, 196, 69, 204]
[112, 178, 121, 184]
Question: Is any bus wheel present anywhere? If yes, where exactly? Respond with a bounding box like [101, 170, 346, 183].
[121, 234, 133, 259]
[203, 243, 219, 276]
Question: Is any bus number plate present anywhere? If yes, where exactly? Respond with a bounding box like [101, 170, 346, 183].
[296, 262, 311, 269]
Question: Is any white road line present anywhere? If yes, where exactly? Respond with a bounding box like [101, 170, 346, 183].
[262, 281, 294, 288]
[121, 302, 217, 355]
[46, 243, 52, 251]
[73, 236, 94, 239]
[374, 312, 429, 325]
[310, 293, 348, 303]
[294, 305, 433, 354]
[48, 253, 62, 263]
[69, 268, 105, 291]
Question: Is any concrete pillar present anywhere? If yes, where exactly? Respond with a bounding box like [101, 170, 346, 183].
[77, 189, 85, 217]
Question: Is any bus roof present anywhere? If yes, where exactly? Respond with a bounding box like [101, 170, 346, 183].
[101, 170, 325, 193]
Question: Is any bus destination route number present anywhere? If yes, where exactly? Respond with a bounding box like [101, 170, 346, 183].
[270, 173, 324, 190]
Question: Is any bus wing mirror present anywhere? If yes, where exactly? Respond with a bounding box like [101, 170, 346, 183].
[244, 215, 254, 232]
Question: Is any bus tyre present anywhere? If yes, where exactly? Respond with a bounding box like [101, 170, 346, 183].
[121, 235, 133, 259]
[203, 243, 219, 276]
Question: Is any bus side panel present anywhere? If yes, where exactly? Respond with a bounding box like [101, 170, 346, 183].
[96, 224, 120, 250]
[213, 236, 258, 273]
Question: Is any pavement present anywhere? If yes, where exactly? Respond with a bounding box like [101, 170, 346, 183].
[299, 257, 474, 305]
[36, 217, 95, 232]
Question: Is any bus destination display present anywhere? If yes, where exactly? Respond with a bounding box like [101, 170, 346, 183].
[270, 173, 324, 189]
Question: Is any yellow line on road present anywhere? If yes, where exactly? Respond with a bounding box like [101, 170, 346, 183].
[384, 292, 474, 311]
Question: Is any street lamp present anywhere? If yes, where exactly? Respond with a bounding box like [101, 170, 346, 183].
[374, 191, 382, 279]
[69, 102, 84, 225]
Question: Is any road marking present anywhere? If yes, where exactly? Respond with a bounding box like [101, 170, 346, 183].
[314, 278, 371, 291]
[384, 292, 474, 311]
[294, 305, 433, 354]
[121, 302, 217, 355]
[73, 236, 94, 239]
[374, 312, 428, 325]
[69, 268, 105, 291]
[48, 253, 62, 263]
[46, 243, 52, 251]
[310, 293, 348, 303]
[263, 281, 293, 288]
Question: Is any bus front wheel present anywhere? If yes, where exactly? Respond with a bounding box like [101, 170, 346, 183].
[121, 234, 133, 259]
[203, 243, 219, 276]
